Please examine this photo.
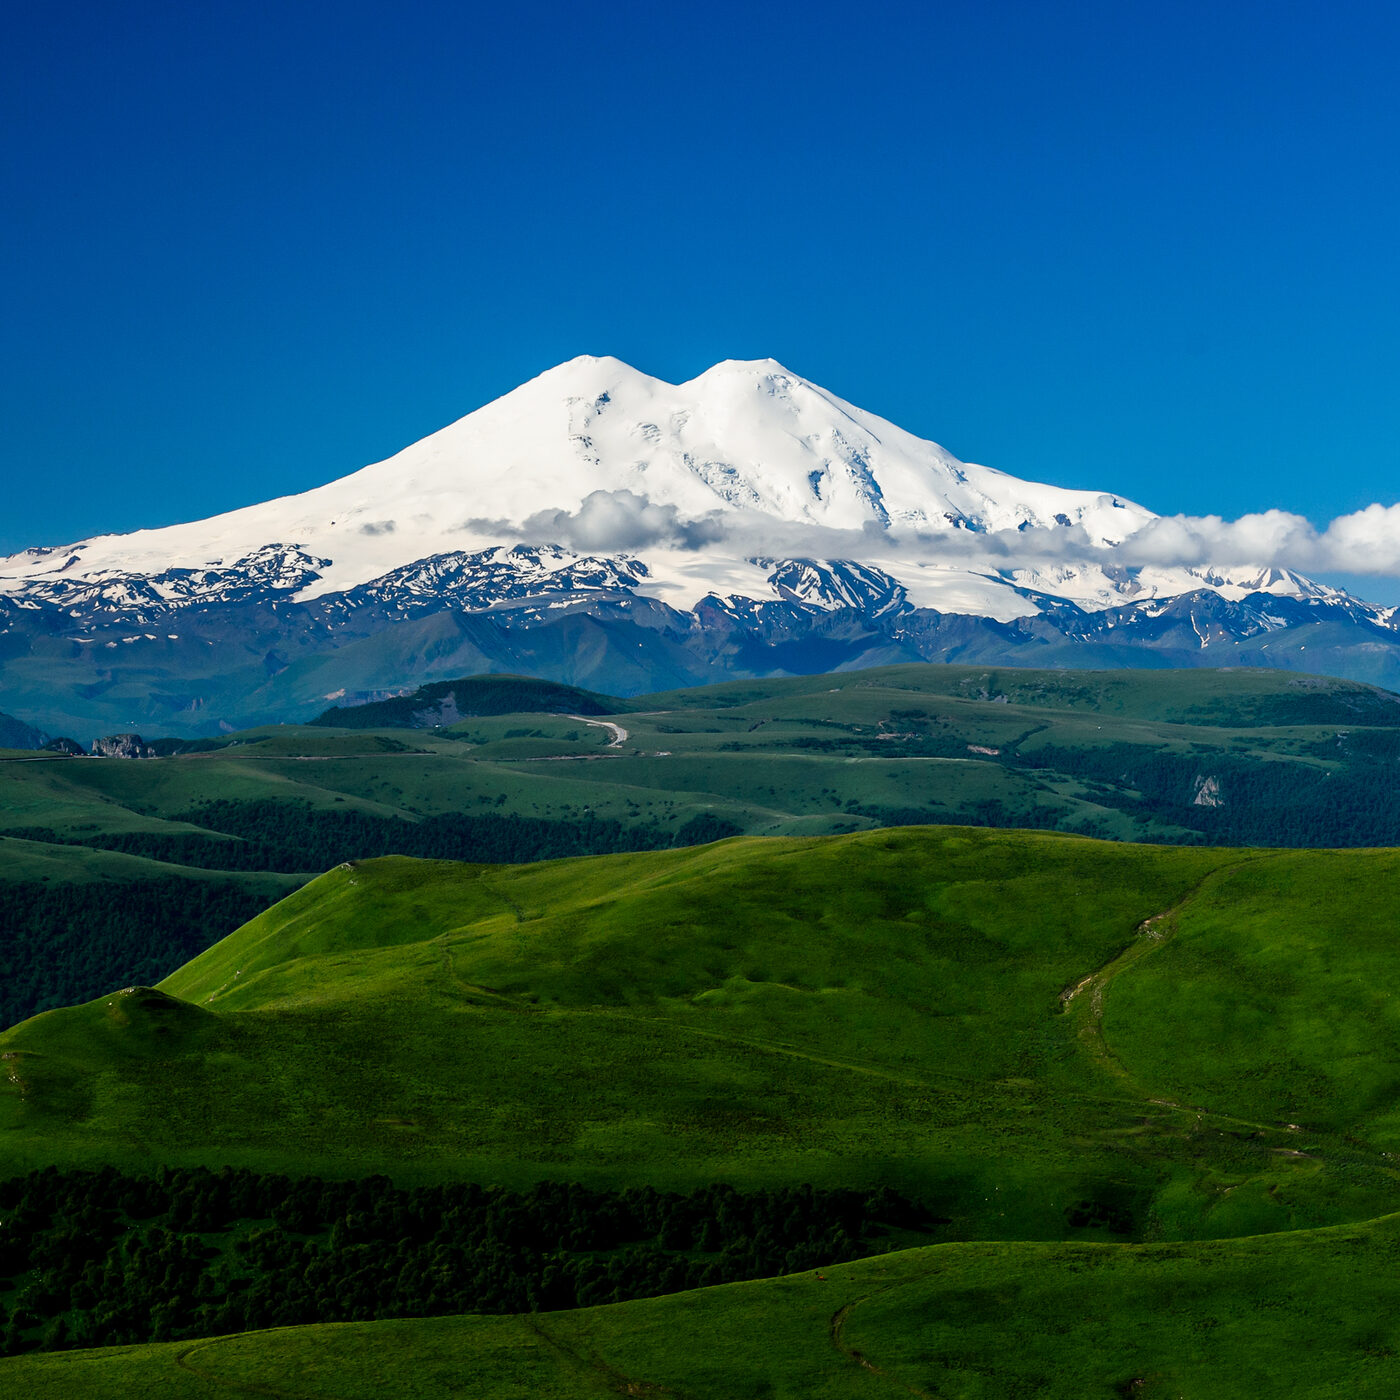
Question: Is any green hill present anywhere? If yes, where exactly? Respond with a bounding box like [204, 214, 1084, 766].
[311, 672, 625, 727]
[3, 828, 1400, 1244]
[7, 825, 1400, 1387]
[6, 1208, 1400, 1397]
[641, 659, 1400, 727]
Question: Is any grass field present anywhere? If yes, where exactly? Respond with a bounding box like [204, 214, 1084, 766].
[5, 663, 1400, 1389]
[2, 819, 1400, 1389]
[2, 827, 1400, 1247]
[7, 1213, 1400, 1397]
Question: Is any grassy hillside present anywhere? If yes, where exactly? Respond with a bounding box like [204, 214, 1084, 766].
[7, 822, 1400, 1388]
[2, 828, 1399, 1245]
[8, 660, 1400, 1025]
[643, 659, 1400, 725]
[7, 1215, 1400, 1397]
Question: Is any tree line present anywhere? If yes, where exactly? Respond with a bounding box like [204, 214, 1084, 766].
[8, 801, 744, 876]
[0, 879, 278, 1030]
[773, 722, 1400, 847]
[0, 1166, 937, 1354]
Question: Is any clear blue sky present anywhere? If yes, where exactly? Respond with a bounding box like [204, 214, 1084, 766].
[4, 0, 1399, 592]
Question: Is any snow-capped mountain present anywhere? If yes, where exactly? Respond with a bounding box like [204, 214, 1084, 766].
[1, 355, 1397, 738]
[0, 355, 1224, 615]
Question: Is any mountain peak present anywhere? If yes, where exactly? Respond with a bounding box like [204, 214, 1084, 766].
[0, 353, 1390, 736]
[687, 356, 801, 381]
[0, 355, 1335, 631]
[519, 354, 652, 392]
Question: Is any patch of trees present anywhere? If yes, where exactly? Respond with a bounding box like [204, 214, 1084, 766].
[312, 675, 622, 728]
[7, 801, 683, 876]
[0, 1167, 938, 1354]
[670, 814, 743, 845]
[818, 731, 1400, 848]
[0, 880, 279, 1030]
[1010, 744, 1400, 847]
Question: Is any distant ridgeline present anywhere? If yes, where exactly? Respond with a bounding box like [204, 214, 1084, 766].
[0, 1167, 935, 1354]
[311, 674, 623, 728]
[0, 711, 46, 753]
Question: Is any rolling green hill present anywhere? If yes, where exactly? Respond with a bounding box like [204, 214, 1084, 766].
[3, 828, 1400, 1244]
[6, 824, 1400, 1388]
[8, 660, 1400, 1026]
[8, 1215, 1400, 1397]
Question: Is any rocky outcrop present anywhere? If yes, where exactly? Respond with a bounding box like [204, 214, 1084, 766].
[1192, 774, 1224, 807]
[40, 737, 85, 756]
[90, 733, 157, 759]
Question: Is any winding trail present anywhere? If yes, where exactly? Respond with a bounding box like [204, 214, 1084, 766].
[829, 1271, 946, 1398]
[567, 714, 630, 747]
[523, 1316, 680, 1397]
[1056, 855, 1325, 1140]
[175, 1338, 306, 1396]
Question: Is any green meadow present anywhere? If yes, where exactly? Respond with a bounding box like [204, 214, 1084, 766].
[7, 661, 1400, 1021]
[5, 665, 1400, 1392]
[5, 662, 1400, 863]
[5, 827, 1400, 1245]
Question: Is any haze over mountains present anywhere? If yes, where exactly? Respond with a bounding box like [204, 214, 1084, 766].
[3, 356, 1398, 737]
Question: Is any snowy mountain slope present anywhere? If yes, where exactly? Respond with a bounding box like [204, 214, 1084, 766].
[1, 355, 1397, 737]
[0, 356, 1161, 610]
[0, 354, 1348, 623]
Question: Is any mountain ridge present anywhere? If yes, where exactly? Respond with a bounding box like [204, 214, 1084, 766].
[2, 356, 1398, 735]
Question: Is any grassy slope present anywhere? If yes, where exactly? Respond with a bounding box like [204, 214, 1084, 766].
[7, 660, 1387, 1039]
[8, 1215, 1400, 1398]
[5, 828, 1400, 1242]
[638, 660, 1400, 724]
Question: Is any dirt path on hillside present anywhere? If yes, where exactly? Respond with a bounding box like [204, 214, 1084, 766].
[174, 1339, 308, 1396]
[566, 715, 629, 747]
[830, 1279, 943, 1397]
[523, 1316, 682, 1397]
[1056, 856, 1324, 1141]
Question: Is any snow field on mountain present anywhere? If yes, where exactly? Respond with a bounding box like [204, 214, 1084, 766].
[0, 355, 1361, 620]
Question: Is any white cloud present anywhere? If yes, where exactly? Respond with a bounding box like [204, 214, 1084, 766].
[470, 490, 1400, 581]
[517, 490, 727, 551]
[1102, 506, 1400, 577]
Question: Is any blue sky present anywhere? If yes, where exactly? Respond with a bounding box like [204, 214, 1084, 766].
[4, 1, 1399, 592]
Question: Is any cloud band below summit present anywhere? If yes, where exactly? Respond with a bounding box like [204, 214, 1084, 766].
[472, 487, 1400, 585]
